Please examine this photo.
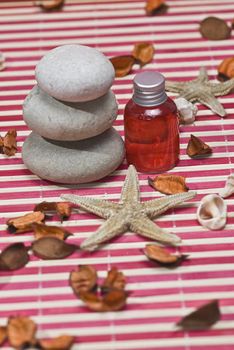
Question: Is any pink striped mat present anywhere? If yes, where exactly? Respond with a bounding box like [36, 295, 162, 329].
[1, 0, 234, 349]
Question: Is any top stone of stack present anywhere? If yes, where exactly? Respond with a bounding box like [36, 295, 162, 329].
[35, 44, 115, 102]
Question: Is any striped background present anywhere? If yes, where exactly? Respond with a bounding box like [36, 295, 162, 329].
[1, 0, 234, 349]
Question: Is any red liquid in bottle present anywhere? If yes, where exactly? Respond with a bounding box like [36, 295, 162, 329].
[124, 72, 179, 173]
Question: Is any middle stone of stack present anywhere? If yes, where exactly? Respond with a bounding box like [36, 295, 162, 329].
[22, 44, 125, 184]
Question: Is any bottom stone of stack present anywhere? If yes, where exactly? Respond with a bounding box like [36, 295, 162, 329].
[22, 128, 125, 184]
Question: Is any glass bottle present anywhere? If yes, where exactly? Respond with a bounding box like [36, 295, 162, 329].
[124, 71, 180, 173]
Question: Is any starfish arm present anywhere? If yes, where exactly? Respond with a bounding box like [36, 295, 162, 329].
[165, 80, 185, 93]
[120, 165, 139, 204]
[142, 191, 196, 219]
[198, 91, 226, 117]
[197, 67, 209, 82]
[130, 216, 181, 245]
[80, 213, 128, 251]
[61, 194, 119, 219]
[179, 90, 199, 102]
[211, 79, 234, 96]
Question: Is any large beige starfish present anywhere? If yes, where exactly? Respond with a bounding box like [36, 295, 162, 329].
[165, 67, 234, 117]
[61, 165, 196, 251]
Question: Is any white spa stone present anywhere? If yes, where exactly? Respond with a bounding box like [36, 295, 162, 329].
[35, 44, 115, 102]
[22, 128, 125, 184]
[23, 85, 118, 141]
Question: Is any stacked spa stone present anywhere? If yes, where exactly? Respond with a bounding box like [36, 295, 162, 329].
[22, 45, 125, 184]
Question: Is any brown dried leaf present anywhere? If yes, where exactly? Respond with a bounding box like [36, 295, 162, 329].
[186, 134, 212, 158]
[7, 211, 45, 234]
[200, 17, 231, 41]
[177, 300, 221, 330]
[7, 316, 37, 349]
[80, 289, 128, 312]
[110, 55, 135, 77]
[0, 130, 17, 157]
[31, 236, 77, 260]
[132, 42, 154, 66]
[145, 0, 168, 16]
[34, 201, 72, 222]
[35, 0, 64, 10]
[148, 174, 189, 195]
[217, 57, 234, 81]
[39, 335, 75, 350]
[0, 243, 29, 271]
[32, 222, 72, 241]
[144, 244, 188, 266]
[70, 265, 98, 296]
[101, 267, 126, 293]
[0, 326, 7, 346]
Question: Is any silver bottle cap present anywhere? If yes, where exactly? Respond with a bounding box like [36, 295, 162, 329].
[133, 71, 167, 107]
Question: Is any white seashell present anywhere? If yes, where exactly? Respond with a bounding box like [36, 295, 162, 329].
[175, 97, 198, 124]
[219, 174, 234, 198]
[197, 194, 227, 230]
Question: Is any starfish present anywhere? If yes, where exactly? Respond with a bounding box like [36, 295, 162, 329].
[165, 67, 234, 117]
[61, 165, 196, 251]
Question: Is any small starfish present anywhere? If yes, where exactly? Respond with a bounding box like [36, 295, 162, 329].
[61, 165, 196, 251]
[165, 67, 234, 117]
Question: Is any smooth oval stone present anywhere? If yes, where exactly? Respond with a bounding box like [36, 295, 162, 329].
[22, 128, 125, 184]
[23, 85, 118, 141]
[35, 44, 115, 102]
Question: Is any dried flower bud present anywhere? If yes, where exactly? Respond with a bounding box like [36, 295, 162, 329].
[0, 130, 17, 157]
[7, 211, 45, 234]
[7, 316, 37, 349]
[70, 265, 98, 296]
[148, 174, 189, 195]
[132, 42, 154, 66]
[186, 134, 212, 158]
[217, 57, 234, 81]
[110, 55, 135, 77]
[35, 0, 64, 10]
[145, 0, 168, 16]
[34, 201, 72, 222]
[144, 244, 188, 266]
[39, 335, 75, 350]
[80, 289, 128, 312]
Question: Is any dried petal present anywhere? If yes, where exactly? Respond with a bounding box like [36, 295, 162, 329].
[145, 0, 168, 16]
[110, 55, 135, 77]
[31, 236, 77, 260]
[32, 223, 72, 241]
[0, 130, 17, 157]
[148, 174, 189, 195]
[132, 42, 154, 66]
[70, 265, 98, 296]
[217, 57, 234, 81]
[177, 300, 221, 330]
[186, 134, 212, 158]
[101, 267, 126, 293]
[0, 243, 29, 271]
[200, 17, 231, 40]
[7, 211, 45, 234]
[144, 244, 188, 266]
[39, 335, 74, 350]
[0, 52, 5, 71]
[35, 0, 64, 10]
[34, 201, 72, 222]
[7, 316, 37, 349]
[80, 289, 128, 312]
[0, 327, 7, 346]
